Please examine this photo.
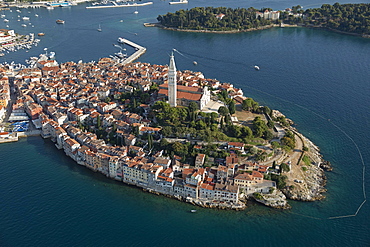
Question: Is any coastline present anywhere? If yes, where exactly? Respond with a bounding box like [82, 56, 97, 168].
[144, 23, 294, 34]
[146, 22, 369, 38]
[0, 54, 330, 211]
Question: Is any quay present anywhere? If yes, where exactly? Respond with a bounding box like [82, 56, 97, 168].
[86, 1, 153, 9]
[119, 38, 146, 65]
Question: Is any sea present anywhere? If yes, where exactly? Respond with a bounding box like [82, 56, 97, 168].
[0, 0, 369, 246]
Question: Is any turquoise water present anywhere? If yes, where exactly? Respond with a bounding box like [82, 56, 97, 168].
[0, 1, 369, 246]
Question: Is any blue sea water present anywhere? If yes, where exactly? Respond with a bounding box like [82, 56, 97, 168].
[0, 0, 369, 246]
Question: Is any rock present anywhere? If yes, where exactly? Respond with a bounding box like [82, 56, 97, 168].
[320, 161, 333, 171]
[252, 190, 291, 209]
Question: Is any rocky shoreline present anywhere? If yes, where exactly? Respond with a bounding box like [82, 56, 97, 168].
[146, 22, 369, 39]
[144, 23, 298, 34]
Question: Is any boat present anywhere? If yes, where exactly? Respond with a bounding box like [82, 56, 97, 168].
[190, 209, 197, 213]
[0, 53, 4, 57]
[254, 65, 260, 70]
[38, 33, 45, 36]
[114, 51, 127, 59]
[56, 19, 65, 24]
[169, 0, 188, 4]
[117, 37, 125, 44]
[120, 20, 124, 22]
[134, 10, 138, 14]
[35, 14, 39, 17]
[21, 24, 27, 27]
[193, 61, 197, 65]
[3, 19, 9, 22]
[97, 24, 102, 32]
[22, 16, 30, 20]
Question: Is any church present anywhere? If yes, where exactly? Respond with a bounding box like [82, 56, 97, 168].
[157, 53, 211, 110]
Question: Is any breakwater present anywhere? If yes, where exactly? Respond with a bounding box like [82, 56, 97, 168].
[86, 2, 153, 9]
[118, 38, 146, 65]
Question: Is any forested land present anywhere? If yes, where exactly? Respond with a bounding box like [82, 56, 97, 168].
[157, 7, 274, 31]
[157, 3, 370, 35]
[284, 3, 370, 35]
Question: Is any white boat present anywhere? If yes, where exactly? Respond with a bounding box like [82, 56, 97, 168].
[97, 24, 102, 32]
[114, 51, 127, 59]
[117, 37, 125, 44]
[193, 61, 197, 65]
[22, 16, 30, 21]
[1, 14, 5, 18]
[35, 14, 39, 17]
[21, 24, 27, 27]
[254, 65, 260, 70]
[3, 19, 9, 22]
[190, 209, 197, 213]
[134, 10, 138, 14]
[169, 0, 188, 4]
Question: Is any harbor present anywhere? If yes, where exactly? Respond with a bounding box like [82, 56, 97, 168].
[117, 37, 146, 65]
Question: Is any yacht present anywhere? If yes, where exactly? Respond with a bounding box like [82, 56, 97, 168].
[22, 16, 30, 21]
[254, 65, 260, 70]
[117, 37, 125, 44]
[114, 51, 127, 59]
[56, 19, 65, 24]
[169, 0, 188, 4]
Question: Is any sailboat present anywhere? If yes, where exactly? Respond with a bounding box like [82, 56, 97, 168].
[97, 24, 102, 32]
[133, 6, 138, 14]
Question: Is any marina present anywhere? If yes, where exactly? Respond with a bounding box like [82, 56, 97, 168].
[116, 37, 146, 65]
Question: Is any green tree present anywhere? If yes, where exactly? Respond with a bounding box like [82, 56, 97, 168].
[188, 101, 199, 113]
[218, 106, 229, 116]
[148, 133, 153, 150]
[280, 163, 290, 172]
[228, 100, 236, 115]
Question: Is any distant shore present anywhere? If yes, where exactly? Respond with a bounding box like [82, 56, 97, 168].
[145, 23, 299, 34]
[146, 22, 370, 38]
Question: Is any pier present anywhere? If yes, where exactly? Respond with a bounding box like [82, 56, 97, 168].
[86, 1, 153, 9]
[119, 38, 146, 65]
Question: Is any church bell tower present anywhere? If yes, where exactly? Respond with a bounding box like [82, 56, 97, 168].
[168, 52, 177, 107]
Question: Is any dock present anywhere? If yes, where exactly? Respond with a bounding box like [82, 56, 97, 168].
[86, 1, 153, 9]
[119, 38, 146, 65]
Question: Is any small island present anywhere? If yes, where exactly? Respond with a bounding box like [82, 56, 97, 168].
[0, 50, 331, 210]
[155, 3, 370, 37]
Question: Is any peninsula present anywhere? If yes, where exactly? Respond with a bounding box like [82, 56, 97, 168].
[0, 52, 331, 210]
[156, 3, 370, 38]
